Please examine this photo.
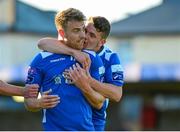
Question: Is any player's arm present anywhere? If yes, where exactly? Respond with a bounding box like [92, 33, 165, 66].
[90, 53, 123, 102]
[37, 37, 90, 70]
[66, 63, 105, 109]
[90, 79, 122, 102]
[0, 80, 38, 98]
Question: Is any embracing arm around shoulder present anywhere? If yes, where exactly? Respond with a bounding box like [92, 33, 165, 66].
[37, 37, 91, 70]
[38, 37, 76, 55]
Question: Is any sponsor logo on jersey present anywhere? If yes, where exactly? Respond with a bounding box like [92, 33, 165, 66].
[50, 58, 65, 63]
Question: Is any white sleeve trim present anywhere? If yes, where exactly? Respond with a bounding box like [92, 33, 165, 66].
[40, 52, 53, 59]
[111, 64, 123, 72]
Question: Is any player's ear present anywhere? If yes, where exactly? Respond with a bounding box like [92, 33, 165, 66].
[100, 39, 106, 46]
[58, 29, 65, 38]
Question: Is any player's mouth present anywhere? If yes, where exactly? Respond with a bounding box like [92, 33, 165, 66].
[83, 39, 88, 48]
[77, 39, 85, 49]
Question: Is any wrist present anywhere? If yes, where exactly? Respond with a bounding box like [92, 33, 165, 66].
[36, 99, 42, 109]
[89, 76, 95, 86]
[22, 88, 26, 97]
[77, 82, 91, 93]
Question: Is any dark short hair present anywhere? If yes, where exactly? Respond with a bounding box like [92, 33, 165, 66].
[55, 8, 86, 30]
[88, 16, 111, 39]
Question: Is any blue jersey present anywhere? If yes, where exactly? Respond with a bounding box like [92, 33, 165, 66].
[92, 46, 124, 131]
[26, 50, 104, 131]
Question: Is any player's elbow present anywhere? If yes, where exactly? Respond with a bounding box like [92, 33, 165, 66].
[0, 80, 5, 92]
[113, 95, 121, 102]
[113, 87, 123, 102]
[37, 38, 46, 50]
[94, 101, 104, 110]
[0, 80, 3, 93]
[94, 98, 105, 110]
[0, 80, 3, 88]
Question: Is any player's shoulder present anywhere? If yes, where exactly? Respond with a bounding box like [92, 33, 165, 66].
[83, 49, 100, 62]
[30, 51, 55, 65]
[83, 49, 96, 57]
[33, 51, 54, 59]
[98, 46, 112, 56]
[39, 51, 54, 59]
[102, 47, 119, 62]
[83, 50, 103, 68]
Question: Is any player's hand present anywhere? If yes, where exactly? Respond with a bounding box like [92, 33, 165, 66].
[63, 69, 74, 84]
[24, 84, 39, 98]
[72, 50, 91, 70]
[38, 89, 60, 109]
[68, 63, 90, 89]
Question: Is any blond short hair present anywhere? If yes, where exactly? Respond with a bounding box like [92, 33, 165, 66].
[55, 8, 86, 30]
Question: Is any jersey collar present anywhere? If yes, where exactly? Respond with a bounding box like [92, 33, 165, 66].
[97, 46, 105, 56]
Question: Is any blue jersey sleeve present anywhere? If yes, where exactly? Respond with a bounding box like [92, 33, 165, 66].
[105, 53, 124, 86]
[26, 53, 44, 87]
[89, 54, 105, 82]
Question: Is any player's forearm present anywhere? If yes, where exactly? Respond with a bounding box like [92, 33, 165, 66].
[38, 38, 77, 56]
[0, 80, 24, 96]
[79, 84, 105, 109]
[24, 98, 42, 112]
[90, 78, 122, 102]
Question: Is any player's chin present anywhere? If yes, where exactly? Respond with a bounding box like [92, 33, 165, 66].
[78, 45, 84, 50]
[77, 42, 84, 50]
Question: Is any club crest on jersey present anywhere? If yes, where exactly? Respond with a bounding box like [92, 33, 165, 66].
[54, 75, 62, 84]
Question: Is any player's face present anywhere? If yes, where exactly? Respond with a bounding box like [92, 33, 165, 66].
[64, 20, 86, 50]
[84, 22, 103, 52]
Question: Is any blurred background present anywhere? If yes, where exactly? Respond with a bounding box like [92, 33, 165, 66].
[0, 0, 180, 130]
